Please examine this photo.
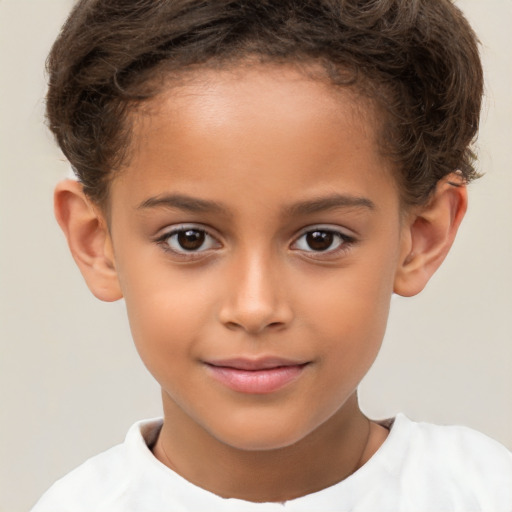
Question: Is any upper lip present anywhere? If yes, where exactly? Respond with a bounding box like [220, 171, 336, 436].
[205, 357, 309, 371]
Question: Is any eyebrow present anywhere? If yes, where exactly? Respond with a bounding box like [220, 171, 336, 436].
[137, 193, 230, 215]
[284, 194, 375, 217]
[137, 192, 375, 216]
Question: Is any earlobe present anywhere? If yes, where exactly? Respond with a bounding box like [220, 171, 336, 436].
[54, 179, 123, 302]
[393, 173, 468, 297]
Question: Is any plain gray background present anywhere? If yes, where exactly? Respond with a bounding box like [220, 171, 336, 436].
[1, 1, 511, 511]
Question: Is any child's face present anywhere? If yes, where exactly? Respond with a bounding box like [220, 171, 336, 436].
[106, 65, 409, 450]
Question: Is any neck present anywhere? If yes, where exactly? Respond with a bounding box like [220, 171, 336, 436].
[152, 392, 387, 502]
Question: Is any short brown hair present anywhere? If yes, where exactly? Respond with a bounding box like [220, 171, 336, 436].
[46, 0, 483, 206]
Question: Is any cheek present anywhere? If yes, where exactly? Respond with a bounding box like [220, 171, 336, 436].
[308, 297, 389, 415]
[119, 263, 219, 373]
[302, 258, 397, 370]
[305, 263, 394, 332]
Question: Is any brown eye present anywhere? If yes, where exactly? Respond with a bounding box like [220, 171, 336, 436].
[292, 227, 353, 254]
[177, 229, 205, 251]
[160, 226, 220, 254]
[305, 230, 334, 251]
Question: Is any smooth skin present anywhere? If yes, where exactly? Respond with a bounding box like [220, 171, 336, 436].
[55, 64, 466, 502]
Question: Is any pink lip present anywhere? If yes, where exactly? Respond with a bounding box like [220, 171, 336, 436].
[204, 358, 309, 394]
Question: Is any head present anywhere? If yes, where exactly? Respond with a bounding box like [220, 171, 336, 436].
[48, 0, 482, 451]
[47, 0, 483, 208]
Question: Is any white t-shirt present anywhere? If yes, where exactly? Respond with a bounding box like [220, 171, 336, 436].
[31, 414, 512, 511]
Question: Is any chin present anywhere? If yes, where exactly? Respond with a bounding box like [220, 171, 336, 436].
[211, 420, 311, 452]
[223, 436, 303, 452]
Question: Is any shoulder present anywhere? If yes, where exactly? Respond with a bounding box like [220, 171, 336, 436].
[31, 444, 128, 512]
[401, 414, 512, 469]
[30, 418, 163, 512]
[389, 414, 512, 507]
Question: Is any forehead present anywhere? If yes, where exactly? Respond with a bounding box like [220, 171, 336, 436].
[134, 63, 379, 149]
[112, 64, 397, 213]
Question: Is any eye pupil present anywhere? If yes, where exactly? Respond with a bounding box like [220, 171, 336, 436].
[177, 229, 205, 250]
[306, 231, 334, 251]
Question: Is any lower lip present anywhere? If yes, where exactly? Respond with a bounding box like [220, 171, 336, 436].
[206, 364, 308, 394]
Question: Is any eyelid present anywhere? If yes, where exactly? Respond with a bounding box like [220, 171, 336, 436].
[290, 224, 357, 255]
[154, 223, 222, 256]
[293, 224, 356, 241]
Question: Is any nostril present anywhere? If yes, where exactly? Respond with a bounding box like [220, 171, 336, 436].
[221, 319, 286, 333]
[224, 321, 242, 331]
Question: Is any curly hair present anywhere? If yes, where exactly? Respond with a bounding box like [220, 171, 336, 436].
[46, 0, 483, 206]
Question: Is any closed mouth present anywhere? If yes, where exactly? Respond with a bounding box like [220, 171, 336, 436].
[205, 357, 309, 371]
[204, 358, 310, 394]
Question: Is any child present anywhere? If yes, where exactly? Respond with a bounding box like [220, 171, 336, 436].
[32, 0, 512, 510]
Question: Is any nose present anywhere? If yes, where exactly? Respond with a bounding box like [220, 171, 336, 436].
[218, 251, 293, 334]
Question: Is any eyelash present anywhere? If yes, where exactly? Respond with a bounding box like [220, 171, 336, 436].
[291, 227, 356, 258]
[155, 224, 221, 259]
[154, 224, 356, 259]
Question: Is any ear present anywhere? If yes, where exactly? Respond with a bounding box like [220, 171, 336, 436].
[394, 173, 467, 297]
[54, 179, 123, 302]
